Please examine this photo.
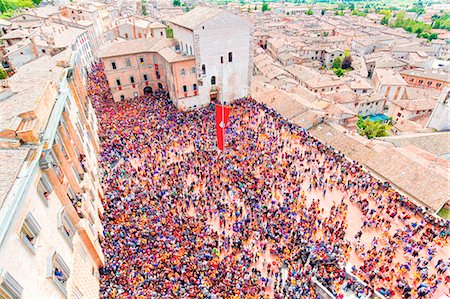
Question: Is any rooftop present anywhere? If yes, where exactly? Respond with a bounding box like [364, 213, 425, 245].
[0, 53, 65, 133]
[0, 148, 31, 209]
[309, 123, 450, 212]
[376, 132, 450, 159]
[158, 47, 194, 63]
[99, 38, 174, 58]
[374, 69, 407, 86]
[400, 69, 450, 83]
[169, 7, 223, 30]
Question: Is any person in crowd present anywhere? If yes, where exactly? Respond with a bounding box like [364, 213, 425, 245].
[87, 62, 449, 299]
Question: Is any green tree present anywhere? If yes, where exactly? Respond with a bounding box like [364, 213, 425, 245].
[0, 0, 34, 14]
[357, 115, 391, 139]
[348, 3, 355, 11]
[321, 9, 325, 16]
[262, 2, 269, 12]
[333, 68, 345, 77]
[165, 27, 174, 38]
[141, 0, 148, 15]
[420, 32, 429, 39]
[305, 8, 313, 15]
[381, 15, 390, 25]
[428, 32, 438, 41]
[172, 0, 181, 6]
[332, 57, 342, 69]
[0, 68, 7, 80]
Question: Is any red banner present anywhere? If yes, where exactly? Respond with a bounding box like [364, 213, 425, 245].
[215, 104, 231, 151]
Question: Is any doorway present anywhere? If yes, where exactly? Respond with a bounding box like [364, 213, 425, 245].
[143, 86, 153, 94]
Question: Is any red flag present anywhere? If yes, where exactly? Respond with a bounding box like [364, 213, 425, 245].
[215, 104, 231, 151]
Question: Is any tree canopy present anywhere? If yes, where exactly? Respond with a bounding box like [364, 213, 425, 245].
[357, 115, 391, 139]
[0, 68, 8, 80]
[0, 0, 35, 18]
[262, 2, 269, 12]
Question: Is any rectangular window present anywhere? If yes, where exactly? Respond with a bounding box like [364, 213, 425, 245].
[180, 69, 185, 76]
[49, 151, 64, 182]
[139, 57, 144, 65]
[182, 85, 187, 93]
[120, 95, 125, 101]
[116, 79, 121, 86]
[143, 74, 148, 81]
[193, 84, 197, 90]
[221, 56, 224, 64]
[37, 174, 53, 205]
[111, 62, 116, 70]
[72, 164, 81, 183]
[0, 272, 23, 299]
[191, 67, 196, 74]
[125, 59, 131, 67]
[67, 186, 77, 203]
[58, 208, 77, 245]
[78, 246, 87, 263]
[54, 132, 68, 159]
[20, 212, 41, 253]
[50, 252, 70, 296]
[228, 52, 232, 62]
[130, 76, 135, 84]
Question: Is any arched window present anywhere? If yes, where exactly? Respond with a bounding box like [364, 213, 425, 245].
[201, 64, 206, 75]
[211, 76, 216, 85]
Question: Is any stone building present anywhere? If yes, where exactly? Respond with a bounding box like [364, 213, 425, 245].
[100, 7, 253, 110]
[0, 49, 104, 298]
[427, 87, 450, 131]
[372, 69, 407, 101]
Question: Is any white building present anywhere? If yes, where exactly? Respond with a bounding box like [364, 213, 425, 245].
[427, 87, 450, 131]
[0, 51, 104, 299]
[169, 7, 253, 108]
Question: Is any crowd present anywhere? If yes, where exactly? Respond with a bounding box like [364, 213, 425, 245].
[87, 62, 450, 299]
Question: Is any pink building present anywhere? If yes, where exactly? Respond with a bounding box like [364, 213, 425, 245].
[100, 38, 197, 103]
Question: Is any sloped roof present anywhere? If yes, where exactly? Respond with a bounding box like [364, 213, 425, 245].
[309, 123, 450, 212]
[99, 38, 174, 58]
[364, 148, 449, 212]
[169, 7, 222, 30]
[149, 22, 166, 29]
[377, 132, 450, 158]
[158, 47, 194, 63]
[0, 149, 31, 209]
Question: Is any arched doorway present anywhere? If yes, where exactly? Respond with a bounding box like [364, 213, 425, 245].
[157, 82, 163, 89]
[143, 86, 153, 94]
